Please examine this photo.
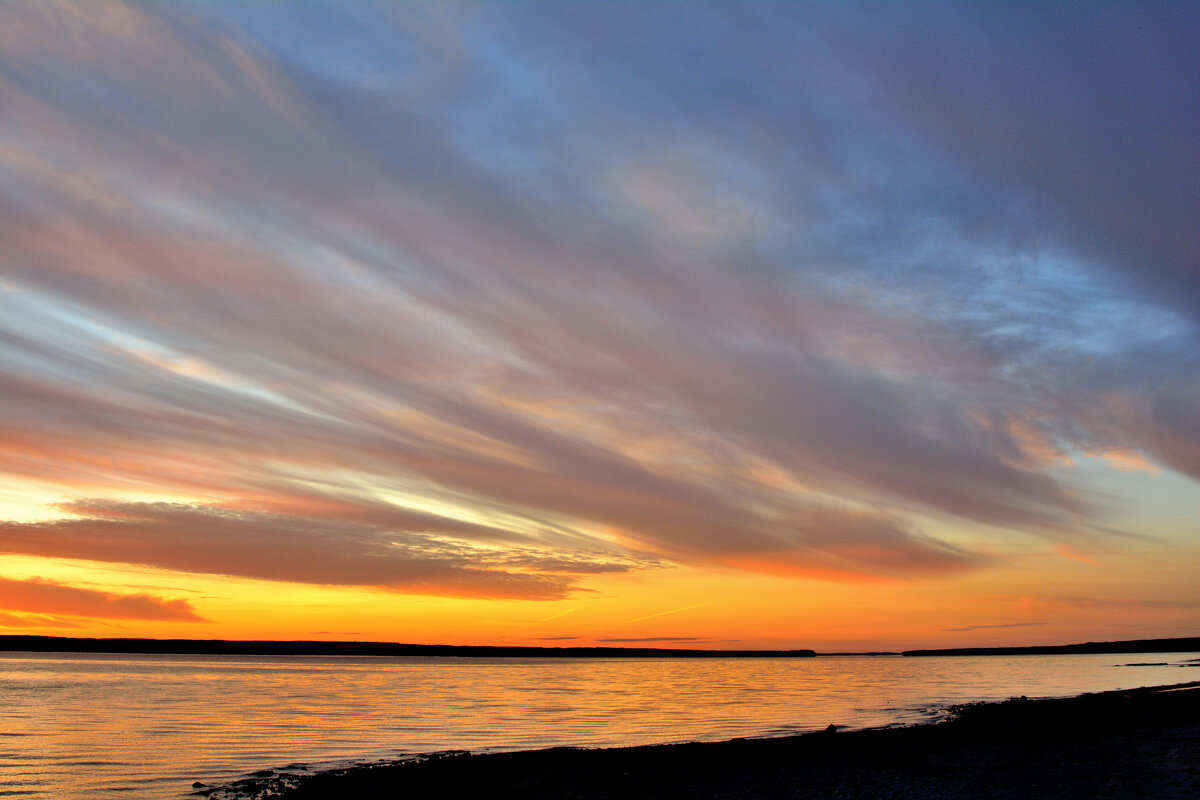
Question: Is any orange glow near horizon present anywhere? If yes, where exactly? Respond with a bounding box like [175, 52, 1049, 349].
[1, 456, 1198, 653]
[0, 445, 1197, 653]
[3, 518, 1197, 652]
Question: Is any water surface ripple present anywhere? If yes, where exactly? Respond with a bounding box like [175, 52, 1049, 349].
[2, 651, 1196, 798]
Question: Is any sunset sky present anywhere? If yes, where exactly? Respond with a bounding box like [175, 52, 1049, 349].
[1, 1, 1197, 651]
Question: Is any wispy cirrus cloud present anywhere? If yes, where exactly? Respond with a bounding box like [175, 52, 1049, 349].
[0, 611, 85, 629]
[0, 0, 1196, 602]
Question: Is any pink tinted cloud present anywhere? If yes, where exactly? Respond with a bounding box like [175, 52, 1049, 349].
[0, 576, 204, 622]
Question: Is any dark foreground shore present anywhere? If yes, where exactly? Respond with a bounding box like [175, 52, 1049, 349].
[209, 681, 1200, 800]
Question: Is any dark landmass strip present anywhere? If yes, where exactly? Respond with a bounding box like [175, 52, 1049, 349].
[0, 635, 814, 658]
[205, 681, 1200, 800]
[6, 634, 1198, 659]
[903, 636, 1200, 657]
[6, 634, 1197, 660]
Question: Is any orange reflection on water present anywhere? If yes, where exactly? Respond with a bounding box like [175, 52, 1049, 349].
[6, 650, 1198, 799]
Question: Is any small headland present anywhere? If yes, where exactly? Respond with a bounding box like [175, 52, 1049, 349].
[903, 636, 1200, 657]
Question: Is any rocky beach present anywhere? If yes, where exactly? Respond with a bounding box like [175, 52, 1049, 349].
[205, 679, 1200, 799]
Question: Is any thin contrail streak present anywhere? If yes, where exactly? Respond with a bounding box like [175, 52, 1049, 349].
[537, 604, 586, 623]
[621, 601, 712, 624]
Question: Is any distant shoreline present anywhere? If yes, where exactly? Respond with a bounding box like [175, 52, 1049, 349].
[0, 634, 815, 658]
[2, 633, 1198, 658]
[901, 636, 1200, 657]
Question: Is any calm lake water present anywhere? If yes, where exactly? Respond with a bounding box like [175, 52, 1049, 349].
[2, 651, 1197, 799]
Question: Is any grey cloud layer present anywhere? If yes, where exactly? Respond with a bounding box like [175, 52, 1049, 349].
[0, 2, 1196, 592]
[0, 502, 655, 600]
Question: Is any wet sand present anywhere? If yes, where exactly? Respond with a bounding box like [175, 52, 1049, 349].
[207, 680, 1200, 799]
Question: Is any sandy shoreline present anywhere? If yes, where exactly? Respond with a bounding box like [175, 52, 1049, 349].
[204, 680, 1200, 799]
